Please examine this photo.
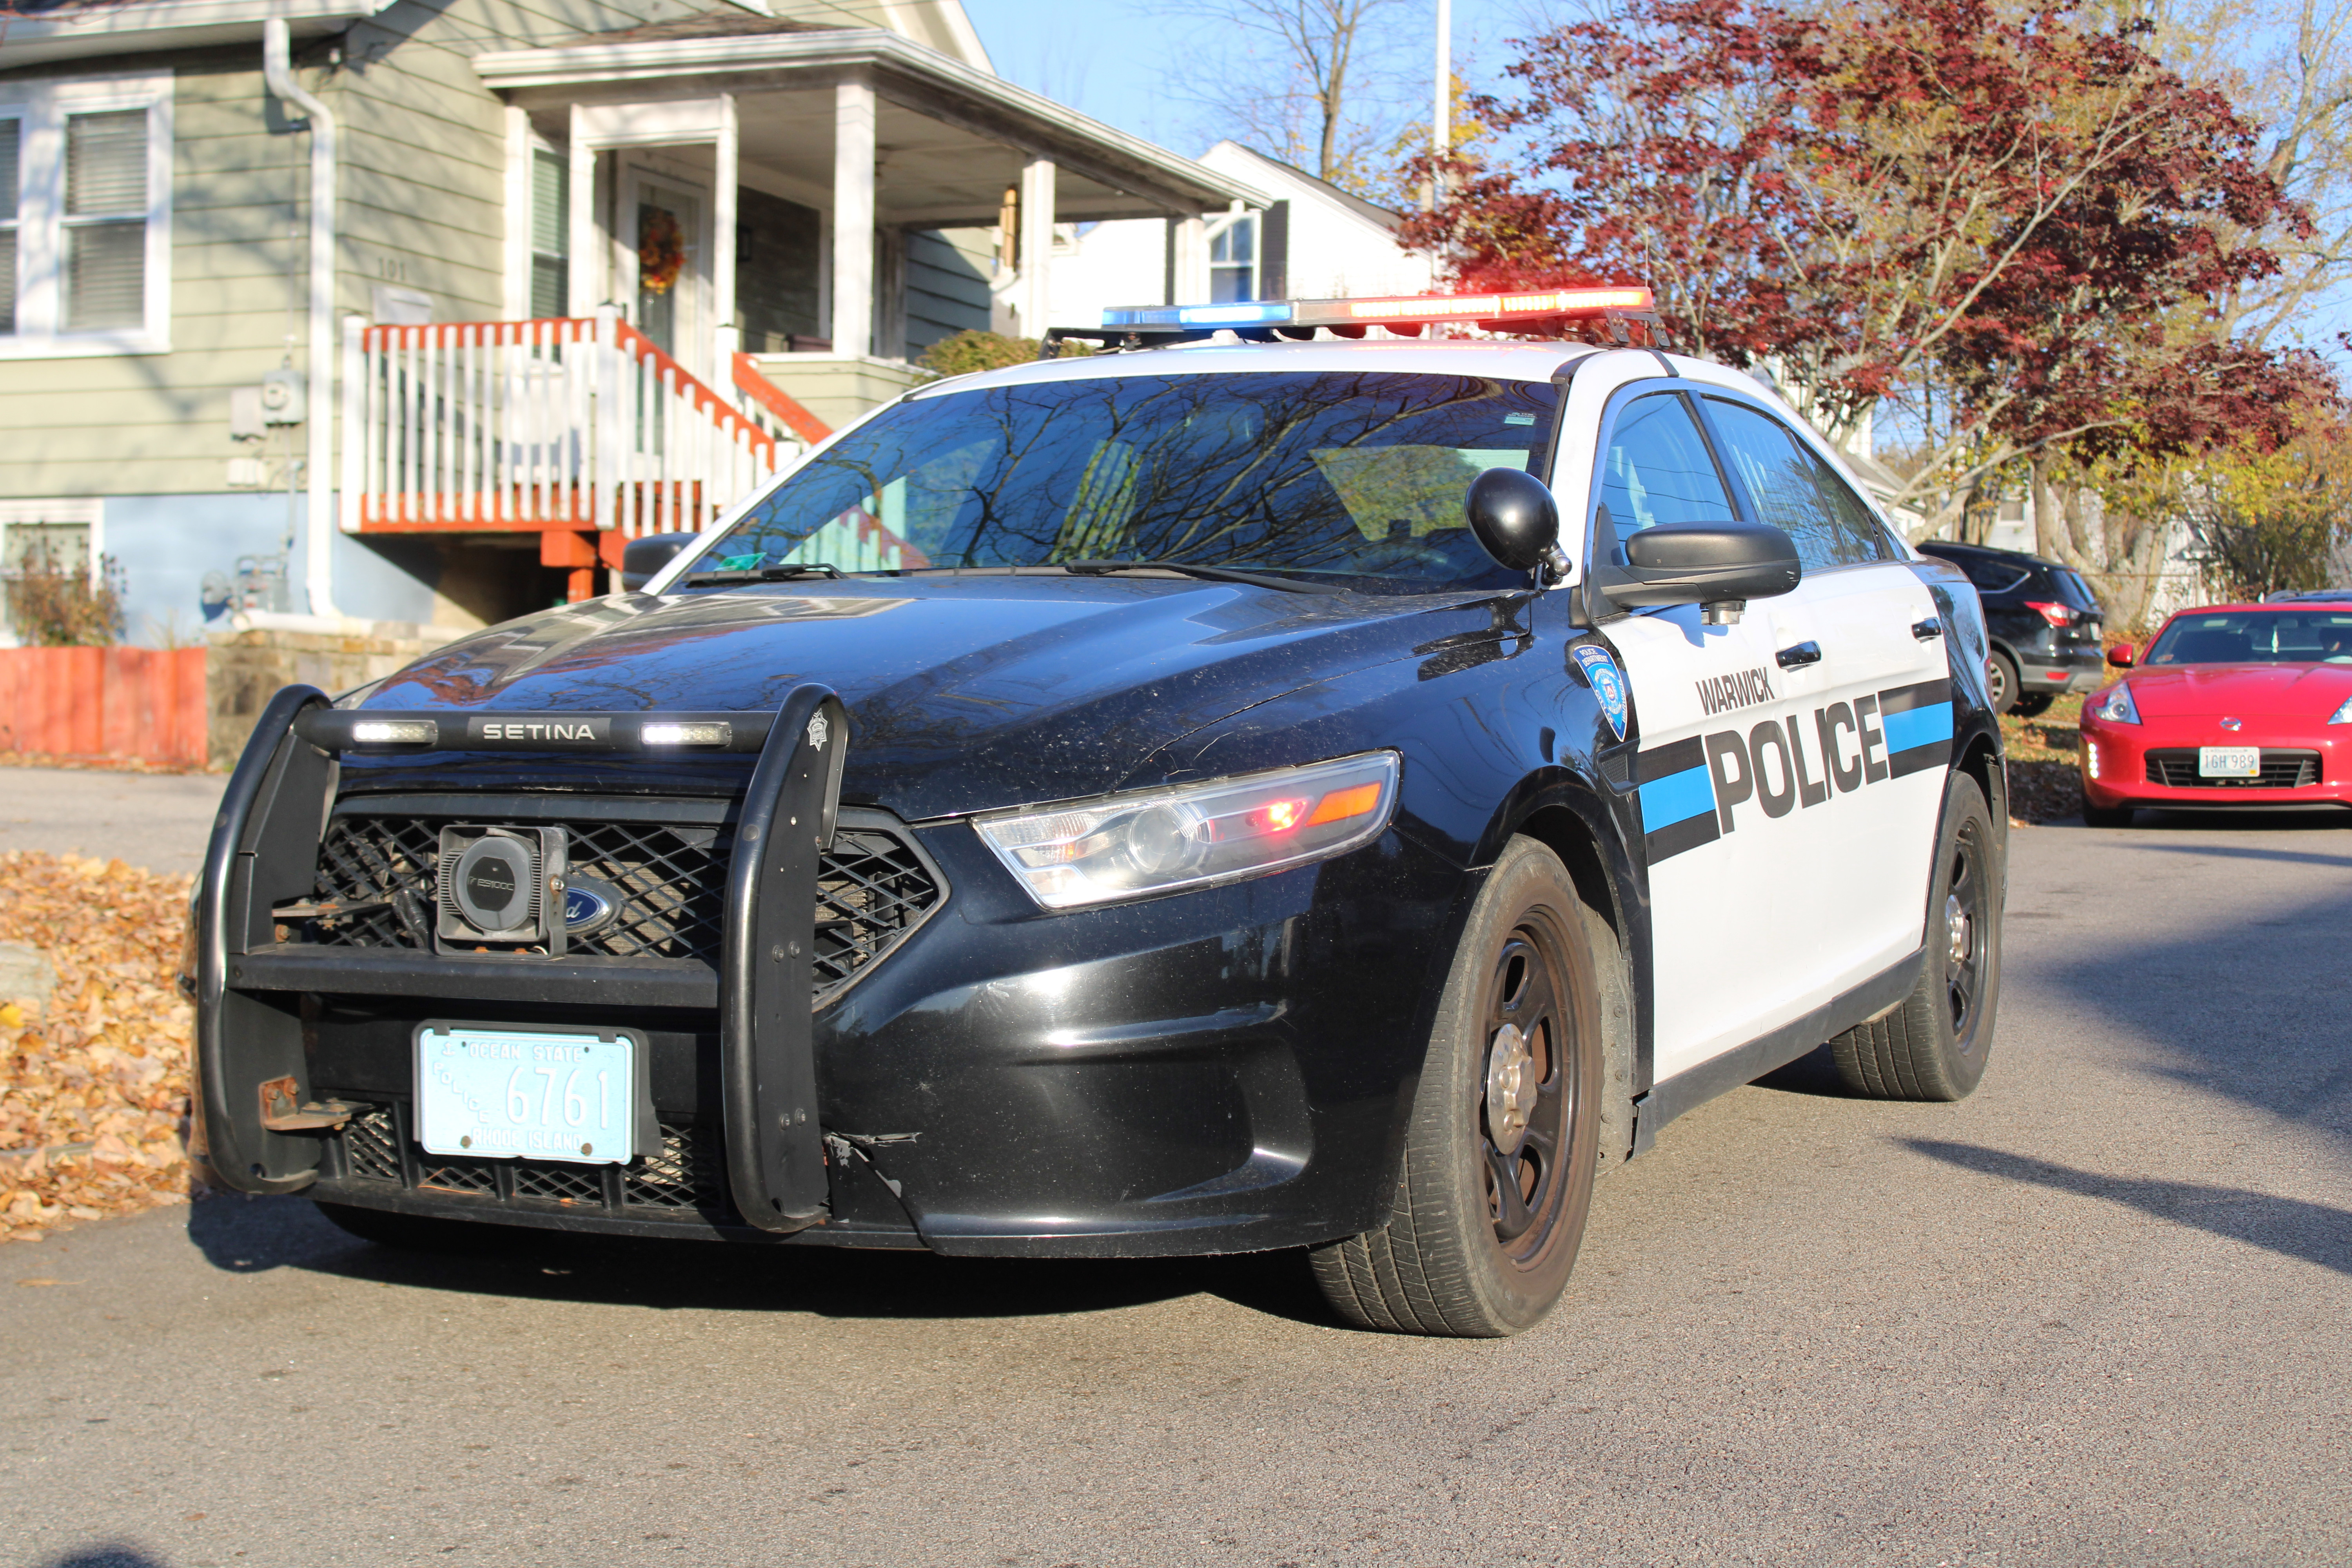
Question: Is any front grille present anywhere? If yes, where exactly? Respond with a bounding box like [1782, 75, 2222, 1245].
[336, 1104, 730, 1221]
[293, 804, 942, 1001]
[2144, 748, 2320, 789]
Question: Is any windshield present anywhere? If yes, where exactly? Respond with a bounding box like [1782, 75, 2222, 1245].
[2145, 609, 2352, 665]
[697, 370, 1559, 592]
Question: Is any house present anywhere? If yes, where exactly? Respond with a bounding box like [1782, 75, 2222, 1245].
[1048, 139, 1431, 329]
[0, 0, 1265, 645]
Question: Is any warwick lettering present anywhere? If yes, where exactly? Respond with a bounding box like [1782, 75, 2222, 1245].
[1695, 667, 1775, 717]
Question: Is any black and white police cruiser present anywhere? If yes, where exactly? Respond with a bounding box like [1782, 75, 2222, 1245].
[192, 286, 2004, 1337]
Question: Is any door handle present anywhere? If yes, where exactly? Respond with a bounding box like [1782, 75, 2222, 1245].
[1913, 617, 1944, 641]
[1775, 641, 1822, 670]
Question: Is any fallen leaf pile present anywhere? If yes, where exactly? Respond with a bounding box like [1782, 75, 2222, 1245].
[2001, 695, 2085, 826]
[0, 851, 207, 1243]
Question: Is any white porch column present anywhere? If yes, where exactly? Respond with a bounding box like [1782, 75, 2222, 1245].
[712, 93, 739, 373]
[1173, 213, 1208, 303]
[1017, 155, 1055, 336]
[831, 78, 876, 357]
[566, 107, 596, 318]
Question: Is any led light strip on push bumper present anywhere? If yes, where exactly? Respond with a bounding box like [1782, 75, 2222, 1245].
[976, 753, 1401, 911]
[1085, 286, 1658, 342]
[297, 710, 759, 753]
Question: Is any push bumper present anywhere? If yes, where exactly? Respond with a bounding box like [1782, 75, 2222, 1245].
[200, 689, 1470, 1258]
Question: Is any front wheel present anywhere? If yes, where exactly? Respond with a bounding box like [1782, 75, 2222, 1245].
[1310, 837, 1605, 1337]
[1828, 771, 2001, 1101]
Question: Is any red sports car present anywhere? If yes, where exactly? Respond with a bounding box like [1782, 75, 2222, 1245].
[2077, 599, 2352, 826]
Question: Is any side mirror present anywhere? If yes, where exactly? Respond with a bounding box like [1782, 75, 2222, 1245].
[2106, 642, 2135, 668]
[1593, 519, 1801, 625]
[621, 532, 699, 592]
[1465, 469, 1566, 577]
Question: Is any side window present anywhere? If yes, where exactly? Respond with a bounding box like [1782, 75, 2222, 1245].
[1593, 392, 1734, 563]
[1704, 399, 1893, 570]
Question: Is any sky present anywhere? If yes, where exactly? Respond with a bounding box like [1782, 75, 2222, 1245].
[960, 0, 1543, 164]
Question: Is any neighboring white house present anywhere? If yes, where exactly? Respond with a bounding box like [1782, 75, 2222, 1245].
[1046, 140, 1432, 327]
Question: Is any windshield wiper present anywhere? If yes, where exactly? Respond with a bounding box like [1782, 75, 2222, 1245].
[684, 562, 842, 585]
[1062, 559, 1347, 596]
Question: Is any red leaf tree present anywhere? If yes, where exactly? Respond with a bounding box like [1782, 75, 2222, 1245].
[1406, 0, 2333, 541]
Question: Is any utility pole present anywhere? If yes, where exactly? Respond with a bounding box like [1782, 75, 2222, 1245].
[1428, 0, 1451, 212]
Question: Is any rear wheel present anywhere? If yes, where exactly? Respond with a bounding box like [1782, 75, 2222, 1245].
[2082, 802, 2135, 828]
[1828, 772, 2000, 1102]
[1310, 837, 1604, 1337]
[1986, 652, 2022, 715]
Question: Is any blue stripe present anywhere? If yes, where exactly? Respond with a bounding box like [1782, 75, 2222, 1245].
[1881, 701, 1953, 755]
[1639, 763, 1716, 828]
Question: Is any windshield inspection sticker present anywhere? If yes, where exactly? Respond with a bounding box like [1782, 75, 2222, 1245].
[1573, 644, 1630, 741]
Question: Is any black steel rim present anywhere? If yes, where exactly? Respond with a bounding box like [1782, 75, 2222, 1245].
[1479, 915, 1573, 1262]
[1945, 824, 1986, 1042]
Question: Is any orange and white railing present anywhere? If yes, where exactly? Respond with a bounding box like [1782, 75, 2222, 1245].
[339, 310, 826, 537]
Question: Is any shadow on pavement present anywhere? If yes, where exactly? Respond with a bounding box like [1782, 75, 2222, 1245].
[1906, 1139, 2352, 1276]
[38, 1548, 172, 1568]
[2120, 840, 2352, 871]
[184, 1191, 1340, 1328]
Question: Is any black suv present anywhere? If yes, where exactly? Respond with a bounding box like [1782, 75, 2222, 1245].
[1915, 540, 2105, 714]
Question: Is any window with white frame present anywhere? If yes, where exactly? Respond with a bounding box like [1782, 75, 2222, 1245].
[1209, 214, 1256, 303]
[0, 73, 172, 357]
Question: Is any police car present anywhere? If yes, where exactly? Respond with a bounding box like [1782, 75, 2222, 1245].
[192, 287, 2005, 1338]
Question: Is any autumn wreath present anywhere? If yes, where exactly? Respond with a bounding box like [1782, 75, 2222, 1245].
[638, 206, 685, 295]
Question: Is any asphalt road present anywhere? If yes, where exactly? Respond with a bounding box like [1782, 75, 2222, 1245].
[0, 768, 227, 878]
[5, 805, 2349, 1568]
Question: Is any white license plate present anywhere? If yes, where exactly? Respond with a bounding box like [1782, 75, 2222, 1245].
[2198, 746, 2261, 779]
[415, 1025, 636, 1164]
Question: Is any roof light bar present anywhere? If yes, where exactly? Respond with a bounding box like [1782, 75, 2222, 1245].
[1100, 286, 1654, 334]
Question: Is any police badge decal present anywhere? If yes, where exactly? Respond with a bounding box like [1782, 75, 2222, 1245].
[1572, 643, 1630, 742]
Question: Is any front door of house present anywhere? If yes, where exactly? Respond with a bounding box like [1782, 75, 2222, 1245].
[628, 171, 703, 372]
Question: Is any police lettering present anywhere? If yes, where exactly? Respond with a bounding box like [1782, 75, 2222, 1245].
[1708, 701, 1882, 831]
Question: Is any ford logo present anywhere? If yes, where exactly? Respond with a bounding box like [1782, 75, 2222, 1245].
[561, 877, 622, 936]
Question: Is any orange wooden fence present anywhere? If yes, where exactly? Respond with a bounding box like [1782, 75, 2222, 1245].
[0, 648, 207, 768]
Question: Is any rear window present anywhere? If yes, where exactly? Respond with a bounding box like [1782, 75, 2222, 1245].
[2054, 569, 2103, 614]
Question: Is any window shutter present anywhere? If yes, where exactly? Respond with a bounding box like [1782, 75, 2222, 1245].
[63, 109, 146, 331]
[0, 120, 18, 334]
[530, 149, 568, 319]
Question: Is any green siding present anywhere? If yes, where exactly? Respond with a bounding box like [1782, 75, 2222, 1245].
[0, 0, 703, 499]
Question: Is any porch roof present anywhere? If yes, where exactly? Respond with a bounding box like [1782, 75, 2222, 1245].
[472, 25, 1269, 226]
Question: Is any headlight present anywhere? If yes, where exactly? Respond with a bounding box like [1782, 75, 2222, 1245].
[2328, 696, 2352, 725]
[975, 752, 1401, 910]
[2088, 683, 2140, 724]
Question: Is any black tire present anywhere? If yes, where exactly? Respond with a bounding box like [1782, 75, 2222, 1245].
[2082, 802, 2135, 828]
[2009, 691, 2054, 718]
[313, 1200, 515, 1254]
[1310, 836, 1604, 1337]
[1828, 771, 2001, 1102]
[1986, 652, 2022, 715]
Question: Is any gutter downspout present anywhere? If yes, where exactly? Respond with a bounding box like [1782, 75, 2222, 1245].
[263, 18, 343, 622]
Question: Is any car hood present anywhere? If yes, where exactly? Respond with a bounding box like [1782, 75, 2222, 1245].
[2125, 662, 2352, 719]
[348, 577, 1517, 819]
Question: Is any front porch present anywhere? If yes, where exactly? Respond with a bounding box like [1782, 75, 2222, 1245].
[336, 18, 1265, 604]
